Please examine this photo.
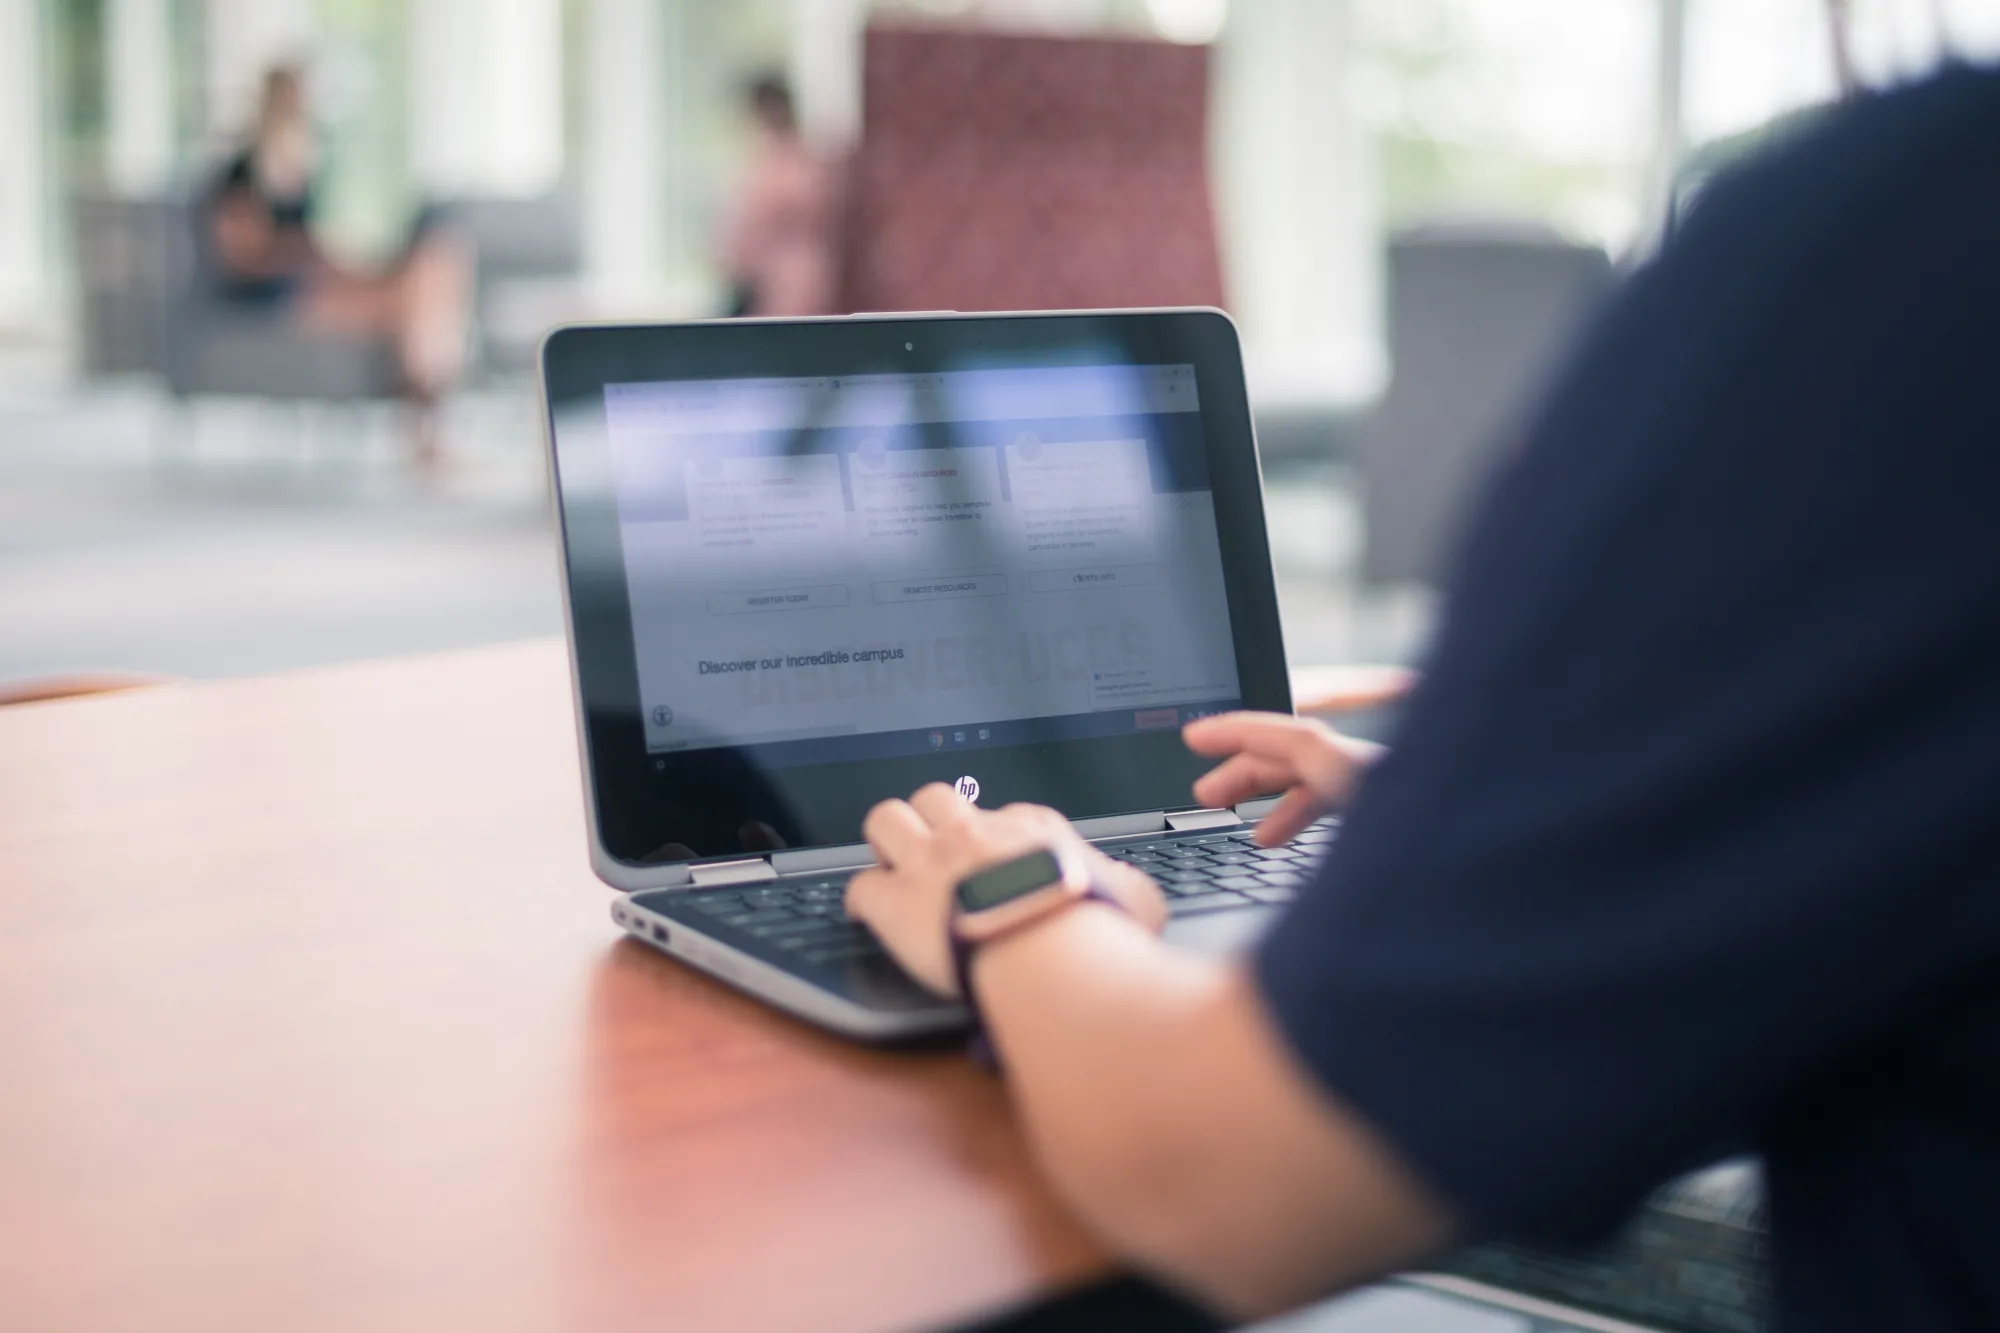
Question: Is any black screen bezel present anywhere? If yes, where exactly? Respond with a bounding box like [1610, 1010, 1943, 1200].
[543, 311, 1291, 867]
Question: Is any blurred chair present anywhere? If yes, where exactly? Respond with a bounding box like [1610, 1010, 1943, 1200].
[74, 192, 173, 378]
[71, 189, 400, 408]
[841, 25, 1224, 313]
[1251, 398, 1369, 470]
[75, 190, 581, 399]
[159, 196, 400, 404]
[453, 192, 586, 379]
[1357, 222, 1616, 588]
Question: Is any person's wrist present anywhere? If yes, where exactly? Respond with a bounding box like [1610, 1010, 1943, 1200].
[961, 889, 1145, 1070]
[950, 869, 1128, 1061]
[972, 889, 1129, 981]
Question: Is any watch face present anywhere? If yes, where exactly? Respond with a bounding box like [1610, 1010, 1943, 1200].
[957, 849, 1066, 913]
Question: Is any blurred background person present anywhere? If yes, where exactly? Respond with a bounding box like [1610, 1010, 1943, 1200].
[720, 74, 835, 318]
[206, 63, 473, 470]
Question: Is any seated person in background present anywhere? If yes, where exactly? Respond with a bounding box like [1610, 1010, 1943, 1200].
[845, 65, 2000, 1332]
[208, 63, 473, 471]
[721, 74, 836, 318]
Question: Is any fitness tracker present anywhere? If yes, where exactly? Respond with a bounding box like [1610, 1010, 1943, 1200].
[952, 847, 1092, 942]
[949, 846, 1125, 1063]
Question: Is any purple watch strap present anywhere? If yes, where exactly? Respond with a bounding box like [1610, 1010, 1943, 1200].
[951, 876, 1125, 1070]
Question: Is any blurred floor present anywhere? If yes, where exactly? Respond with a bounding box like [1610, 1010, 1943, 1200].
[0, 378, 1429, 684]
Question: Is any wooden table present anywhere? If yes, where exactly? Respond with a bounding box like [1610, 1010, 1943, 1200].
[0, 640, 1112, 1333]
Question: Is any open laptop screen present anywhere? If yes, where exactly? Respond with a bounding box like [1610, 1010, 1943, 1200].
[543, 312, 1288, 870]
[602, 364, 1244, 773]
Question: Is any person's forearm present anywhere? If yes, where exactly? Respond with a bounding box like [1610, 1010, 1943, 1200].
[973, 905, 1241, 1288]
[972, 906, 1450, 1314]
[975, 904, 1220, 1162]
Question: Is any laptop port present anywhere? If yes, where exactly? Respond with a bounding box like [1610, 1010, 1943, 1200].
[650, 923, 670, 944]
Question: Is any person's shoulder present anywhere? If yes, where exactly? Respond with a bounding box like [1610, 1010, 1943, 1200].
[1840, 60, 2000, 149]
[1680, 65, 2000, 255]
[1598, 65, 2000, 383]
[1479, 67, 2000, 577]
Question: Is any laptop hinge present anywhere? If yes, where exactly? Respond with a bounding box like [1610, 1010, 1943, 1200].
[770, 844, 875, 876]
[1166, 807, 1243, 832]
[688, 857, 779, 888]
[1072, 810, 1169, 841]
[1233, 796, 1282, 822]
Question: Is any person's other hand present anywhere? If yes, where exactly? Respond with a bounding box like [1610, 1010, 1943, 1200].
[846, 786, 1169, 996]
[1183, 712, 1384, 847]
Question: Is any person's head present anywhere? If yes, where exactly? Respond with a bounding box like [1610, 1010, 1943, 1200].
[744, 73, 797, 138]
[258, 64, 308, 133]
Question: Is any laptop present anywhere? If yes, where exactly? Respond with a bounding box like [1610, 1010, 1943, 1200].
[540, 309, 1332, 1040]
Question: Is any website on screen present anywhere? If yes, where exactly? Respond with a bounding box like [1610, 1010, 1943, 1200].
[604, 364, 1243, 767]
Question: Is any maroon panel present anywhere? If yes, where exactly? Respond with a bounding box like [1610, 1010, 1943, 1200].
[842, 26, 1227, 314]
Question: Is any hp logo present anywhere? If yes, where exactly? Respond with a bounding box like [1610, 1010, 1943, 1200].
[953, 774, 981, 803]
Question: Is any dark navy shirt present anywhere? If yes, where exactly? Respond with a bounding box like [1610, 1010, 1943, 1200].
[1258, 66, 2000, 1332]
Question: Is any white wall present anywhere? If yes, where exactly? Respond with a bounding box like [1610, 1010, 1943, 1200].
[0, 0, 53, 331]
[106, 0, 178, 196]
[1214, 0, 1381, 401]
[582, 0, 674, 308]
[202, 0, 315, 144]
[409, 0, 565, 198]
[789, 0, 866, 154]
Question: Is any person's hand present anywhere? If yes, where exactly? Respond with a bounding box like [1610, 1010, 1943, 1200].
[1183, 712, 1385, 847]
[846, 786, 1169, 996]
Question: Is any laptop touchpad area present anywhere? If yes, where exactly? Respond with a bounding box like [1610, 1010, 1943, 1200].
[1163, 905, 1273, 955]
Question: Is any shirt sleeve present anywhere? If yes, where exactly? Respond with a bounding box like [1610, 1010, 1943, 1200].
[1255, 70, 2000, 1247]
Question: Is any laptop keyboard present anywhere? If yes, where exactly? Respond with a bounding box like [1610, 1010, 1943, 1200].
[663, 819, 1339, 970]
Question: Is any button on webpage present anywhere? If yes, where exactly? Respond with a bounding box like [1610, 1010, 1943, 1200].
[871, 574, 1008, 603]
[705, 584, 851, 615]
[1027, 564, 1160, 593]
